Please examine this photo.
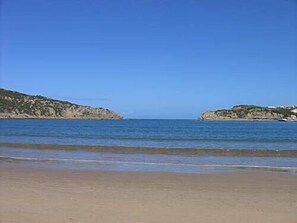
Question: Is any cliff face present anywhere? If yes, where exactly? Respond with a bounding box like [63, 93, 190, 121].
[200, 105, 297, 121]
[0, 89, 123, 120]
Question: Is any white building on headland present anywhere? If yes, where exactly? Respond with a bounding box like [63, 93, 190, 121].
[268, 105, 297, 109]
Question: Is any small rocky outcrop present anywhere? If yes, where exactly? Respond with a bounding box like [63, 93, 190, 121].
[0, 88, 123, 120]
[200, 105, 297, 121]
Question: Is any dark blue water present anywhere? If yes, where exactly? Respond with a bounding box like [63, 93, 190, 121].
[0, 119, 297, 149]
[1, 119, 297, 174]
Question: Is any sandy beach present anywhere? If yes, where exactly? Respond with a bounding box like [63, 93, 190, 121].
[0, 166, 296, 223]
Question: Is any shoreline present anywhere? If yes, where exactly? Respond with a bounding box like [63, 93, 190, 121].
[2, 157, 297, 174]
[1, 117, 296, 121]
[1, 166, 297, 223]
[1, 142, 296, 157]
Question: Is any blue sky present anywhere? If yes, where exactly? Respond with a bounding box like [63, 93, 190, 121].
[1, 0, 296, 119]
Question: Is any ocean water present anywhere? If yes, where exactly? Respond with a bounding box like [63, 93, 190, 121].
[1, 119, 297, 149]
[1, 119, 297, 174]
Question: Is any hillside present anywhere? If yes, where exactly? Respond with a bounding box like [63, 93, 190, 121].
[0, 89, 123, 120]
[200, 105, 297, 121]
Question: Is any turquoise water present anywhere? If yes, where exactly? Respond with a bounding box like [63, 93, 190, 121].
[1, 119, 297, 174]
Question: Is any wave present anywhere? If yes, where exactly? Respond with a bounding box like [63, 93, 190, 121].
[1, 134, 297, 143]
[0, 143, 297, 157]
[1, 156, 296, 173]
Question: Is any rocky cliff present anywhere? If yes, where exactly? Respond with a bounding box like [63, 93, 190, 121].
[0, 88, 123, 120]
[200, 105, 297, 121]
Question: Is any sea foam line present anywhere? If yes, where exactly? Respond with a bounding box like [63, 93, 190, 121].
[1, 156, 296, 172]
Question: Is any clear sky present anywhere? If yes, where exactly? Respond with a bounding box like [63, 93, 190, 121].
[1, 0, 296, 119]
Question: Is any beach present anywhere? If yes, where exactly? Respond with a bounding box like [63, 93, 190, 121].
[1, 166, 296, 223]
[1, 120, 297, 222]
[2, 0, 297, 222]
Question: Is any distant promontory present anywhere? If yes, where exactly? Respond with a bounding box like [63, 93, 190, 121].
[200, 105, 297, 121]
[0, 88, 123, 120]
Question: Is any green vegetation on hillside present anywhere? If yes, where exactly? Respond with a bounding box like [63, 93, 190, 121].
[0, 88, 123, 119]
[201, 105, 296, 120]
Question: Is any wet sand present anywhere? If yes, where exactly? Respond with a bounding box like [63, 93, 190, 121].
[1, 166, 297, 223]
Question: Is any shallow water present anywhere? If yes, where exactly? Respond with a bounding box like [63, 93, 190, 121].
[1, 119, 297, 174]
[1, 147, 297, 174]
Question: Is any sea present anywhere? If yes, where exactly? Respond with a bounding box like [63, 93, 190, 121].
[1, 119, 297, 174]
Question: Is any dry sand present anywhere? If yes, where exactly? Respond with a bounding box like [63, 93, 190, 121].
[1, 166, 297, 223]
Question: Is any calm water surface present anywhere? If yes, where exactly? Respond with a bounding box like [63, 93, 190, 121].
[1, 119, 297, 174]
[1, 119, 297, 149]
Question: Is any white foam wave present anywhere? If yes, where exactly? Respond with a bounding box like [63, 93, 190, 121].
[1, 156, 296, 172]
